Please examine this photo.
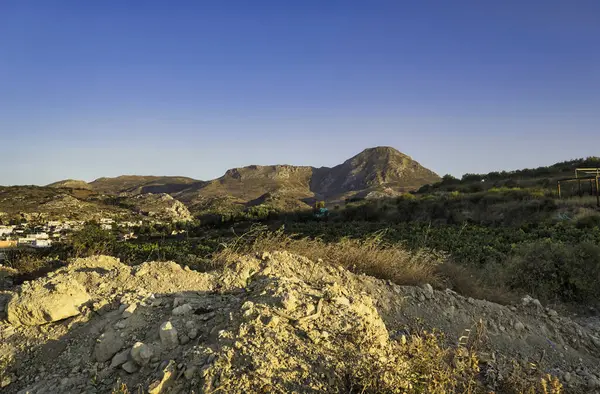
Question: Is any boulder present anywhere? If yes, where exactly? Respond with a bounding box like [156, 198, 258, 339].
[160, 321, 179, 348]
[95, 330, 125, 363]
[131, 342, 153, 366]
[7, 278, 90, 326]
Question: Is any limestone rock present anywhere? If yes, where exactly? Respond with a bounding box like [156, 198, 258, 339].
[172, 303, 193, 315]
[110, 349, 130, 368]
[122, 303, 137, 318]
[131, 342, 153, 366]
[422, 283, 434, 299]
[7, 278, 90, 326]
[95, 330, 125, 363]
[148, 360, 176, 394]
[122, 361, 139, 374]
[160, 321, 179, 348]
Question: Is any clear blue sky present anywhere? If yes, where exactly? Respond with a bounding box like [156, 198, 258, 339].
[1, 1, 599, 185]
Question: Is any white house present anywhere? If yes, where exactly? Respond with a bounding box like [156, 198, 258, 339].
[33, 239, 52, 248]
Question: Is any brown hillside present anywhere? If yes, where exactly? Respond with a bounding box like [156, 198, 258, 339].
[176, 147, 440, 211]
[89, 176, 201, 195]
[46, 179, 92, 190]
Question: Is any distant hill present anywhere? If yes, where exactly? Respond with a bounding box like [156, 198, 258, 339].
[47, 179, 92, 190]
[175, 146, 440, 212]
[312, 146, 441, 198]
[38, 146, 441, 215]
[420, 156, 600, 194]
[0, 186, 132, 222]
[89, 176, 201, 195]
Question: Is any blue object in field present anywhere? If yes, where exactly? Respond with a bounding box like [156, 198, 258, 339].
[314, 207, 329, 218]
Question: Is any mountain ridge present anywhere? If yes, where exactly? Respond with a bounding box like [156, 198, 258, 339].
[41, 147, 441, 213]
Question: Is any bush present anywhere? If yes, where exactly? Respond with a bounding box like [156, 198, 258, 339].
[506, 240, 600, 303]
[70, 222, 116, 257]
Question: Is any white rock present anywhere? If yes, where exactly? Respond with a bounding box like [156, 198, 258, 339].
[131, 342, 153, 366]
[7, 278, 91, 326]
[422, 284, 434, 298]
[122, 303, 137, 318]
[160, 321, 179, 348]
[172, 304, 193, 315]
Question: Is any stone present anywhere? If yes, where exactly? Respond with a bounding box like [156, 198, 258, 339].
[333, 297, 350, 307]
[173, 297, 185, 308]
[115, 320, 128, 330]
[110, 349, 130, 368]
[547, 309, 558, 317]
[172, 304, 193, 316]
[564, 372, 572, 383]
[148, 360, 176, 394]
[160, 321, 179, 348]
[184, 365, 198, 380]
[122, 361, 139, 374]
[179, 334, 190, 345]
[94, 331, 125, 363]
[422, 284, 434, 299]
[188, 328, 199, 340]
[92, 300, 109, 315]
[1, 375, 12, 388]
[280, 293, 297, 311]
[7, 278, 91, 326]
[131, 342, 153, 366]
[261, 252, 271, 261]
[122, 303, 137, 318]
[514, 321, 525, 332]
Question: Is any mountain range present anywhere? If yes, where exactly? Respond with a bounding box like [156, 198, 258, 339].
[1, 147, 440, 221]
[51, 147, 438, 205]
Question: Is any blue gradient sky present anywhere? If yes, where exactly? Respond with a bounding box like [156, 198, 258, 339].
[1, 1, 599, 185]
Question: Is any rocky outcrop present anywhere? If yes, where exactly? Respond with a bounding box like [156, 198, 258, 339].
[1, 253, 600, 393]
[7, 278, 90, 325]
[128, 193, 192, 222]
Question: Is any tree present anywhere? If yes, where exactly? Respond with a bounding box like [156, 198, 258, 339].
[70, 221, 116, 257]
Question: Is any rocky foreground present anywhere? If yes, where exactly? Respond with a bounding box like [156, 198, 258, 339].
[1, 253, 600, 393]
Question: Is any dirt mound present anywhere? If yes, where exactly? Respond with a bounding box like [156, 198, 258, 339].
[1, 253, 600, 393]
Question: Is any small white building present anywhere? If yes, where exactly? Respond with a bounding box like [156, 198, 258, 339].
[18, 237, 35, 246]
[33, 239, 52, 248]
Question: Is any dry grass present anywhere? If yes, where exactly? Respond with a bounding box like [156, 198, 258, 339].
[344, 329, 483, 393]
[215, 225, 445, 288]
[215, 225, 520, 305]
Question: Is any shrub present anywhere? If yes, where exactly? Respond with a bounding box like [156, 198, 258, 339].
[506, 240, 600, 303]
[70, 222, 116, 257]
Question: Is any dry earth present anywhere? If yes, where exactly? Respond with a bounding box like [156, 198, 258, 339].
[1, 253, 600, 393]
